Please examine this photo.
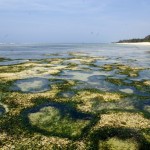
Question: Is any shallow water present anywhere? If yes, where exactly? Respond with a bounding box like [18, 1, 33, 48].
[72, 80, 118, 92]
[0, 59, 29, 66]
[24, 102, 94, 120]
[0, 43, 150, 148]
[132, 69, 150, 81]
[58, 91, 75, 98]
[11, 77, 51, 93]
[1, 43, 149, 95]
[0, 43, 149, 66]
[0, 105, 5, 115]
[60, 70, 114, 82]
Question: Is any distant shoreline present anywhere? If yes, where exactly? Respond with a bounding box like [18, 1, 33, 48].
[116, 42, 150, 46]
[116, 35, 150, 45]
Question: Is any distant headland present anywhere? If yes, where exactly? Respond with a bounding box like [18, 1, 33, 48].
[117, 35, 150, 43]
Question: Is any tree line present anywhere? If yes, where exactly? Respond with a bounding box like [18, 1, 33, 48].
[118, 35, 150, 43]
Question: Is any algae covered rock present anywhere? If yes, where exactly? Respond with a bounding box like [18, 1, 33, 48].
[26, 102, 94, 139]
[99, 137, 138, 150]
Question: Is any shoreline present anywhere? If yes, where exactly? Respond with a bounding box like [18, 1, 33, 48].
[116, 42, 150, 46]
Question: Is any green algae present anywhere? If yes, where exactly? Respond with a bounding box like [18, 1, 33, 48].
[66, 63, 78, 68]
[102, 63, 145, 77]
[88, 127, 150, 150]
[106, 77, 150, 94]
[99, 137, 138, 150]
[0, 63, 34, 73]
[27, 105, 91, 139]
[0, 57, 11, 62]
[0, 56, 150, 149]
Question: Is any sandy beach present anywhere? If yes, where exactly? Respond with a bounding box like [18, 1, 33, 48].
[116, 42, 150, 46]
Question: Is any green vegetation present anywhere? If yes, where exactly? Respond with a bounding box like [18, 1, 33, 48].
[102, 63, 144, 77]
[0, 56, 150, 149]
[106, 77, 150, 93]
[99, 137, 138, 150]
[118, 35, 150, 43]
[28, 106, 91, 139]
[67, 63, 78, 68]
[0, 57, 11, 62]
[0, 63, 34, 73]
[89, 127, 150, 150]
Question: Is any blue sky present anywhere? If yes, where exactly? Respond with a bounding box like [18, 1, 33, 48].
[0, 0, 150, 43]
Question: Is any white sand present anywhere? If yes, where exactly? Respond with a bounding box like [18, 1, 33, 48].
[116, 42, 150, 46]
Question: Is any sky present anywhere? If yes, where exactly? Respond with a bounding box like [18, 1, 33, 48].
[0, 0, 150, 43]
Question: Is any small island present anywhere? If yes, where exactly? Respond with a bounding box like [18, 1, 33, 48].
[116, 35, 150, 45]
[118, 35, 150, 43]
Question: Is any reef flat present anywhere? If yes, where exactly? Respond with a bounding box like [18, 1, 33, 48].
[0, 44, 150, 150]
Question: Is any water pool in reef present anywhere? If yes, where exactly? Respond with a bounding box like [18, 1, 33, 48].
[0, 105, 5, 115]
[11, 77, 51, 93]
[0, 43, 150, 149]
[0, 59, 29, 66]
[22, 102, 96, 139]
